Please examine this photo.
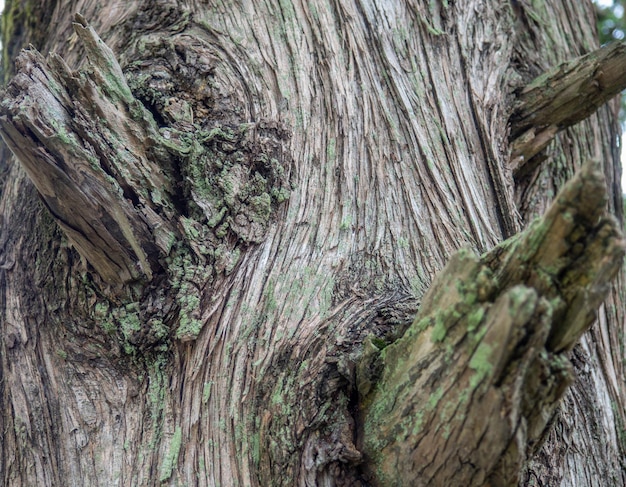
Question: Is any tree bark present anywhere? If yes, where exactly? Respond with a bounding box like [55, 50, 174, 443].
[0, 1, 624, 486]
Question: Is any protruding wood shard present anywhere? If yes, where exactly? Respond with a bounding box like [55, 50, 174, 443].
[0, 15, 292, 291]
[360, 160, 625, 486]
[0, 16, 177, 285]
[509, 41, 626, 172]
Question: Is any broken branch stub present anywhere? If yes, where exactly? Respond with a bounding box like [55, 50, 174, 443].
[360, 160, 624, 486]
[0, 15, 292, 295]
[0, 21, 177, 285]
[509, 41, 626, 171]
[483, 160, 623, 352]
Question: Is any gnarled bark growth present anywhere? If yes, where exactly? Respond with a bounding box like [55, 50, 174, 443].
[0, 2, 624, 486]
[0, 15, 291, 291]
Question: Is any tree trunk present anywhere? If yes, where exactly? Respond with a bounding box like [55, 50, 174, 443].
[0, 1, 624, 486]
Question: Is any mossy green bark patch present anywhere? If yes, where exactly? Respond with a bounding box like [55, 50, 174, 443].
[469, 343, 494, 388]
[160, 426, 183, 481]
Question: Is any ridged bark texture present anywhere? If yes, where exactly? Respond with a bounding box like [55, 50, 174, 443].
[0, 1, 624, 486]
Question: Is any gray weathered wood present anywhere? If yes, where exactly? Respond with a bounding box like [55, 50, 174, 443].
[510, 41, 626, 172]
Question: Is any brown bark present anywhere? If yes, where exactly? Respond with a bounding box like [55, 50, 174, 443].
[0, 1, 624, 486]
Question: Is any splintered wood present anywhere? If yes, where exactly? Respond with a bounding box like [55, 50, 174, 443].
[361, 160, 625, 486]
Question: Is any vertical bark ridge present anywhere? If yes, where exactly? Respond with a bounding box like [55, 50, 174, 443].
[171, 1, 523, 484]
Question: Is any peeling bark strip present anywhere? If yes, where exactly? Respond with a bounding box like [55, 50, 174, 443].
[509, 41, 626, 171]
[360, 160, 625, 486]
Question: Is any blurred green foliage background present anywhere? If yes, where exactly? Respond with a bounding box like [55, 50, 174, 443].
[594, 0, 626, 141]
[595, 0, 626, 43]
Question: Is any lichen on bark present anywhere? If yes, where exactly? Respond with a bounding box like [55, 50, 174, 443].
[0, 15, 292, 349]
[359, 160, 625, 486]
[0, 1, 624, 486]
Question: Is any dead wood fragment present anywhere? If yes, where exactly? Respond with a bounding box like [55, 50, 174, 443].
[0, 20, 176, 285]
[510, 42, 626, 171]
[360, 160, 625, 486]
